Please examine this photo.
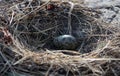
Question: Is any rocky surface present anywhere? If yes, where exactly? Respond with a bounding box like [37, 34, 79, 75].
[84, 0, 120, 27]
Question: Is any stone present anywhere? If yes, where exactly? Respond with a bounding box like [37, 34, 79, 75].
[84, 0, 120, 27]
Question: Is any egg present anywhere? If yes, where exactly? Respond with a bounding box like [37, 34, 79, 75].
[53, 35, 77, 50]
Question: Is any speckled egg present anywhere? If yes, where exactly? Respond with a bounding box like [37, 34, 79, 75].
[53, 35, 77, 50]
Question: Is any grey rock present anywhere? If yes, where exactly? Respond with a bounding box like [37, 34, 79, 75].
[100, 8, 116, 23]
[84, 0, 120, 8]
[84, 0, 120, 27]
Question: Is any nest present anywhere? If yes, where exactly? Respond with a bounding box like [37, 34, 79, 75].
[0, 0, 120, 76]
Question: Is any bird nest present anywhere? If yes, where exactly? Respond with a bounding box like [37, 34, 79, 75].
[0, 0, 120, 76]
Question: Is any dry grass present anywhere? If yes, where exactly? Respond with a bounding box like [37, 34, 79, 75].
[0, 0, 120, 76]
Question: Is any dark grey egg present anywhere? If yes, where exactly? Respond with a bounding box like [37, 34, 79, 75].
[53, 35, 77, 50]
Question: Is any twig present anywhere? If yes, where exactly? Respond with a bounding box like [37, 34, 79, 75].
[68, 1, 74, 35]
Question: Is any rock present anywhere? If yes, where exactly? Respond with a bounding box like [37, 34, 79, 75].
[84, 0, 120, 27]
[53, 35, 77, 50]
[100, 8, 116, 23]
[84, 0, 120, 8]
